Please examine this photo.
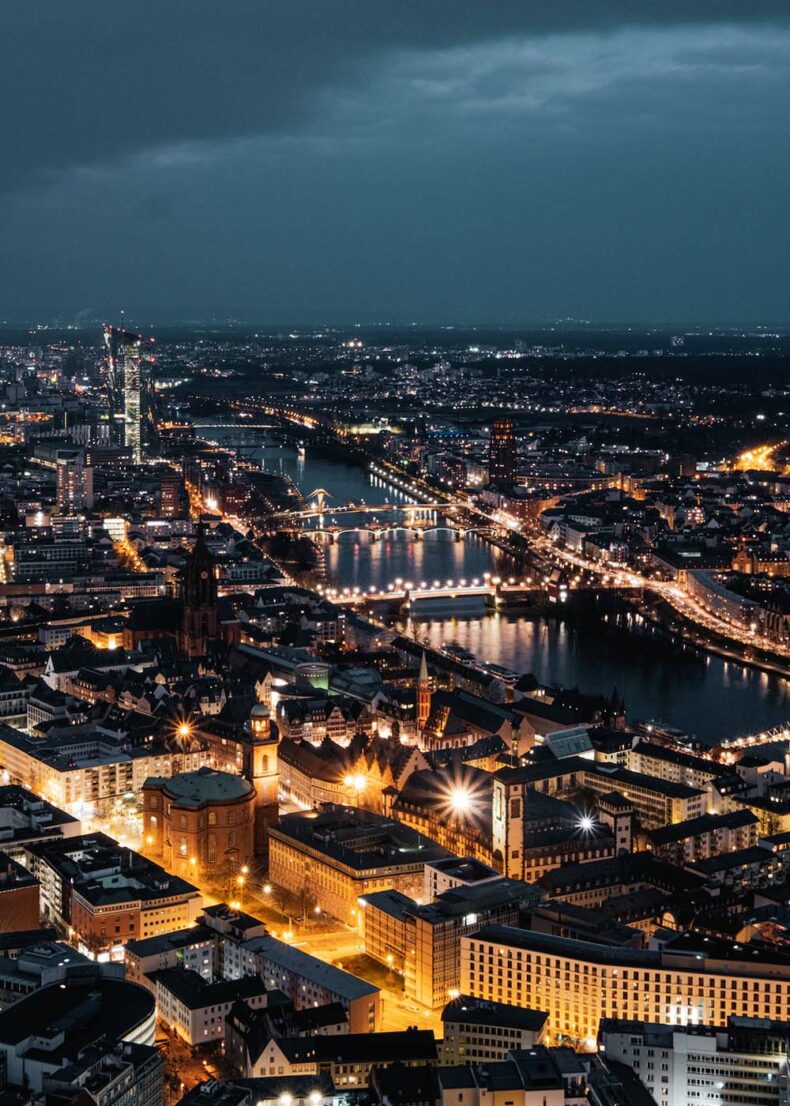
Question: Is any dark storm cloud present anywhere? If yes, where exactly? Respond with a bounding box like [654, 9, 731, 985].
[2, 1, 789, 189]
[2, 2, 790, 323]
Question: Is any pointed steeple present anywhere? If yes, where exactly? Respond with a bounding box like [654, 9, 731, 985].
[417, 651, 432, 732]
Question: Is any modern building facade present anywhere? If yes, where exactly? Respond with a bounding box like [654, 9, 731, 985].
[460, 926, 790, 1050]
[103, 325, 143, 464]
[488, 419, 516, 485]
[600, 1016, 790, 1106]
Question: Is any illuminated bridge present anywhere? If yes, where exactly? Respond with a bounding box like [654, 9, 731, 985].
[716, 722, 790, 761]
[266, 502, 454, 521]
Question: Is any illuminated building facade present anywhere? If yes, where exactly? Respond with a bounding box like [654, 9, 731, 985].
[600, 1016, 790, 1106]
[461, 926, 790, 1050]
[55, 449, 93, 513]
[158, 471, 184, 517]
[488, 418, 516, 485]
[242, 704, 279, 854]
[268, 806, 451, 926]
[142, 766, 255, 883]
[27, 832, 202, 958]
[103, 324, 143, 463]
[362, 877, 539, 1009]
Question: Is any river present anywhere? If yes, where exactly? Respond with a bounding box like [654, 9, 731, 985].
[202, 428, 790, 742]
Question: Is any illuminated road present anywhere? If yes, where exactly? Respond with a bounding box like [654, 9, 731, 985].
[529, 533, 788, 660]
[733, 441, 787, 472]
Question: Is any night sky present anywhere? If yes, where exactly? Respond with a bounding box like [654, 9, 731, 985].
[2, 1, 789, 325]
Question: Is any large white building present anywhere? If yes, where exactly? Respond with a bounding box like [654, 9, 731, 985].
[460, 926, 790, 1050]
[600, 1016, 790, 1106]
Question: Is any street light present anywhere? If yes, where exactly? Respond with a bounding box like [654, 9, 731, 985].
[449, 786, 472, 814]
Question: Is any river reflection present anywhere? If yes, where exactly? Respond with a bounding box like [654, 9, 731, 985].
[199, 429, 789, 741]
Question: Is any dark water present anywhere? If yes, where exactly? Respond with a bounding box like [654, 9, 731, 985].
[200, 428, 790, 742]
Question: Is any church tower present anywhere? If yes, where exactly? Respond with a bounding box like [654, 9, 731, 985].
[416, 651, 432, 733]
[180, 523, 219, 657]
[244, 703, 279, 858]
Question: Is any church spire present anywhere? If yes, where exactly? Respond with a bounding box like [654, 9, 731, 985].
[417, 651, 432, 733]
[180, 523, 219, 657]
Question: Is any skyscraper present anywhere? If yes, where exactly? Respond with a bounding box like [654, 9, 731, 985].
[55, 449, 93, 513]
[488, 418, 516, 485]
[103, 324, 143, 464]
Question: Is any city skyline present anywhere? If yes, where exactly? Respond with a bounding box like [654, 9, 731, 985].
[2, 7, 790, 1106]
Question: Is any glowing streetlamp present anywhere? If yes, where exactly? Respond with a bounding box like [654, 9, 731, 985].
[449, 786, 472, 814]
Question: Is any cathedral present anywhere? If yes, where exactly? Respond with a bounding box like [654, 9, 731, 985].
[179, 523, 220, 657]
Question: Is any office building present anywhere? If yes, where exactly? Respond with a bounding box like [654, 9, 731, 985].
[440, 995, 548, 1064]
[242, 934, 381, 1032]
[268, 806, 452, 927]
[0, 783, 82, 859]
[26, 833, 202, 958]
[362, 877, 540, 1009]
[488, 419, 516, 486]
[158, 470, 184, 517]
[600, 1016, 790, 1106]
[460, 926, 790, 1050]
[0, 939, 93, 1007]
[104, 325, 143, 464]
[124, 923, 217, 989]
[0, 976, 156, 1091]
[42, 1040, 163, 1106]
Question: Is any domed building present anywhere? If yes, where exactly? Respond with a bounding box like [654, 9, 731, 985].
[142, 766, 255, 882]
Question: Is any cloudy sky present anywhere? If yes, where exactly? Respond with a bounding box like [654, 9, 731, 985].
[2, 1, 789, 325]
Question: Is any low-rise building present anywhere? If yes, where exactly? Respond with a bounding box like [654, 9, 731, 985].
[0, 939, 92, 1007]
[0, 783, 81, 860]
[124, 924, 217, 989]
[150, 967, 269, 1048]
[440, 995, 548, 1065]
[250, 1030, 437, 1086]
[26, 832, 202, 958]
[0, 976, 156, 1092]
[644, 809, 758, 865]
[42, 1041, 163, 1106]
[0, 849, 39, 931]
[242, 934, 381, 1033]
